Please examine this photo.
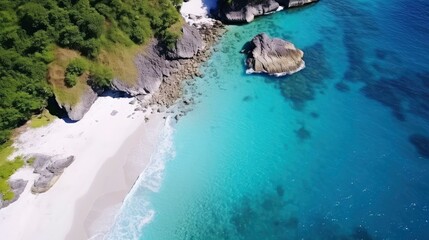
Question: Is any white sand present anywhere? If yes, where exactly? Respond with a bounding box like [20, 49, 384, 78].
[0, 1, 216, 238]
[180, 0, 218, 25]
[0, 95, 166, 240]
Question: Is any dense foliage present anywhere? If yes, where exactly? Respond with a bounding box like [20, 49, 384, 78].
[65, 59, 87, 87]
[0, 0, 182, 145]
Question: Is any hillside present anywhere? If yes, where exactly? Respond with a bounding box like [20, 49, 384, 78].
[0, 0, 182, 201]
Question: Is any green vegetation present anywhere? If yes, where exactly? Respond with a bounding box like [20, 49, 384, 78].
[0, 143, 24, 201]
[0, 0, 184, 202]
[29, 109, 57, 128]
[64, 58, 88, 87]
[0, 0, 183, 143]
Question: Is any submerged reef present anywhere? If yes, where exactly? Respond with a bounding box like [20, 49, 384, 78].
[170, 184, 377, 239]
[409, 134, 429, 159]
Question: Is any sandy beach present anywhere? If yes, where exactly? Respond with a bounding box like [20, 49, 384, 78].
[0, 95, 166, 240]
[0, 1, 217, 239]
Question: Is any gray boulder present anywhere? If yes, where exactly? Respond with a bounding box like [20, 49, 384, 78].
[111, 39, 165, 96]
[221, 0, 280, 23]
[32, 170, 56, 193]
[32, 154, 52, 174]
[58, 87, 98, 121]
[167, 24, 203, 60]
[31, 155, 75, 194]
[46, 156, 75, 175]
[0, 179, 28, 209]
[241, 33, 305, 76]
[219, 0, 319, 23]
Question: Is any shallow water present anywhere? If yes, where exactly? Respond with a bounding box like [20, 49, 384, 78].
[108, 0, 429, 239]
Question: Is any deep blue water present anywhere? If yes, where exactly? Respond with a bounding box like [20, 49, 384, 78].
[107, 0, 429, 239]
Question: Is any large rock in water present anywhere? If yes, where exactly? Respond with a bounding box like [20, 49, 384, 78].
[218, 0, 318, 23]
[241, 33, 305, 76]
[278, 0, 319, 8]
[220, 0, 280, 23]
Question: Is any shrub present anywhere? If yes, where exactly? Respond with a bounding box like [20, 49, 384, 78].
[89, 65, 112, 89]
[64, 73, 77, 88]
[18, 3, 50, 34]
[66, 59, 87, 76]
[80, 39, 100, 59]
[0, 130, 11, 145]
[163, 30, 180, 50]
[58, 25, 84, 49]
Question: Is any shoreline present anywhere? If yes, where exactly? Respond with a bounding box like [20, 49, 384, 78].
[67, 113, 166, 240]
[0, 96, 165, 240]
[0, 1, 224, 238]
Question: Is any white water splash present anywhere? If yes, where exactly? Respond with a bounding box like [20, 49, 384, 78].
[104, 117, 176, 240]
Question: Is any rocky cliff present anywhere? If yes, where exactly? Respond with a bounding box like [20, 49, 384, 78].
[218, 0, 319, 23]
[59, 87, 98, 121]
[242, 33, 305, 76]
[111, 23, 204, 97]
[61, 22, 203, 121]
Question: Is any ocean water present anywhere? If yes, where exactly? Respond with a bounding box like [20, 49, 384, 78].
[107, 0, 429, 239]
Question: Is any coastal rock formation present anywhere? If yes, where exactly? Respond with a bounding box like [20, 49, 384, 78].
[218, 0, 318, 23]
[59, 87, 98, 121]
[111, 40, 166, 96]
[60, 20, 222, 121]
[0, 179, 28, 209]
[111, 22, 203, 97]
[167, 24, 203, 59]
[219, 0, 280, 23]
[241, 33, 305, 76]
[278, 0, 319, 8]
[32, 155, 75, 193]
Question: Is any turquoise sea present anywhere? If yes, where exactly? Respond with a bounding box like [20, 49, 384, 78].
[108, 0, 429, 239]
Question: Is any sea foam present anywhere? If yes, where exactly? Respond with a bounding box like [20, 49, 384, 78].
[105, 117, 176, 240]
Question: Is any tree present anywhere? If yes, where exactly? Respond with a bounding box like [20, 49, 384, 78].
[58, 25, 83, 49]
[89, 65, 112, 89]
[18, 3, 50, 34]
[80, 39, 100, 59]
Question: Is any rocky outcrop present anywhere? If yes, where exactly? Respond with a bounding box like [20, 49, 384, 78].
[111, 22, 204, 97]
[241, 33, 305, 76]
[277, 0, 319, 8]
[218, 0, 318, 23]
[59, 20, 218, 121]
[219, 0, 280, 23]
[111, 40, 166, 96]
[59, 87, 98, 121]
[167, 24, 203, 60]
[0, 179, 28, 209]
[31, 155, 75, 193]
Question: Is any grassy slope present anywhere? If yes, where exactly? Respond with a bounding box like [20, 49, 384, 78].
[0, 143, 24, 201]
[0, 0, 185, 202]
[29, 109, 57, 128]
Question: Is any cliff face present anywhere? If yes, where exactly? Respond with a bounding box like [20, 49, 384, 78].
[62, 22, 203, 120]
[242, 33, 305, 76]
[219, 0, 319, 23]
[166, 24, 203, 60]
[59, 87, 98, 121]
[111, 23, 203, 97]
